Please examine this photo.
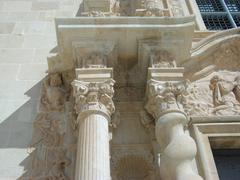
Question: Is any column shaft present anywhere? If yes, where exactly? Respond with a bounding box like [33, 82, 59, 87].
[75, 114, 110, 180]
[156, 112, 202, 180]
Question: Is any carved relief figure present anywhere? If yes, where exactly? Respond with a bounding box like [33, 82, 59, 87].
[119, 0, 135, 16]
[168, 0, 183, 16]
[41, 73, 65, 112]
[46, 148, 70, 180]
[233, 75, 240, 103]
[209, 75, 239, 106]
[150, 50, 176, 68]
[32, 113, 64, 147]
[144, 0, 164, 16]
[209, 75, 240, 115]
[110, 0, 120, 15]
[29, 113, 69, 179]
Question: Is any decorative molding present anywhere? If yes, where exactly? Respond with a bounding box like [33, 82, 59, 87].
[191, 122, 240, 180]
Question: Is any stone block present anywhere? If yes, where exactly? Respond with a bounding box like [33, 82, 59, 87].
[0, 35, 24, 48]
[13, 22, 47, 35]
[33, 48, 51, 63]
[7, 12, 40, 22]
[44, 22, 55, 34]
[0, 23, 15, 34]
[17, 63, 47, 80]
[0, 13, 9, 22]
[2, 1, 32, 12]
[0, 64, 19, 80]
[0, 48, 34, 63]
[9, 122, 33, 148]
[31, 1, 59, 11]
[0, 80, 29, 100]
[0, 149, 29, 179]
[23, 35, 56, 48]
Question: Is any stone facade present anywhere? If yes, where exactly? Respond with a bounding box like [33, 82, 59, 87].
[0, 0, 240, 180]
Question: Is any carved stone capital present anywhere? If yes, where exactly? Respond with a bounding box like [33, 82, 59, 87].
[145, 79, 187, 119]
[72, 79, 115, 121]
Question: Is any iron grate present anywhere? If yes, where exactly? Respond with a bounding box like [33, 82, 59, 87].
[233, 15, 240, 26]
[196, 0, 224, 12]
[202, 14, 232, 30]
[225, 0, 240, 12]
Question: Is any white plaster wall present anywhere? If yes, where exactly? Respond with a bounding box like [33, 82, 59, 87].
[0, 0, 81, 179]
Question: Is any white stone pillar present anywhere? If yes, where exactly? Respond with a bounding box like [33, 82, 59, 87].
[75, 114, 110, 180]
[145, 79, 203, 180]
[156, 112, 202, 180]
[72, 73, 115, 180]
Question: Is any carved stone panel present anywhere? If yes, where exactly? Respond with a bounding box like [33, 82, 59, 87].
[183, 71, 240, 116]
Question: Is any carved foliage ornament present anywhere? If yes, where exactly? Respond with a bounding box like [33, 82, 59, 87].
[145, 79, 188, 119]
[73, 79, 115, 118]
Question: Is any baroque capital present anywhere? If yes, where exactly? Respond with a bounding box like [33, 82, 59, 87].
[145, 79, 188, 119]
[72, 79, 115, 120]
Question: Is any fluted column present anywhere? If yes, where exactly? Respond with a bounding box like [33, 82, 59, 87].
[145, 79, 203, 180]
[76, 114, 110, 180]
[72, 78, 115, 180]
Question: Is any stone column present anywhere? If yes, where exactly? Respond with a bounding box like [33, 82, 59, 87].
[145, 75, 203, 180]
[72, 72, 115, 180]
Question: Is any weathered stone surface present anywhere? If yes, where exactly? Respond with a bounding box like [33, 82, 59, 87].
[0, 0, 240, 179]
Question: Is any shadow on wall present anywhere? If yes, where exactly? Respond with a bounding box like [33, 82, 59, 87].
[0, 80, 43, 179]
[0, 81, 42, 148]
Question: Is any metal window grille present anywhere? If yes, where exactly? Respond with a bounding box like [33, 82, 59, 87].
[233, 15, 240, 26]
[196, 0, 240, 30]
[196, 0, 224, 12]
[202, 14, 232, 30]
[225, 0, 240, 12]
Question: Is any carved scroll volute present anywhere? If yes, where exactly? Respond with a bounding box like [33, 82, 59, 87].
[145, 80, 187, 119]
[72, 79, 116, 121]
